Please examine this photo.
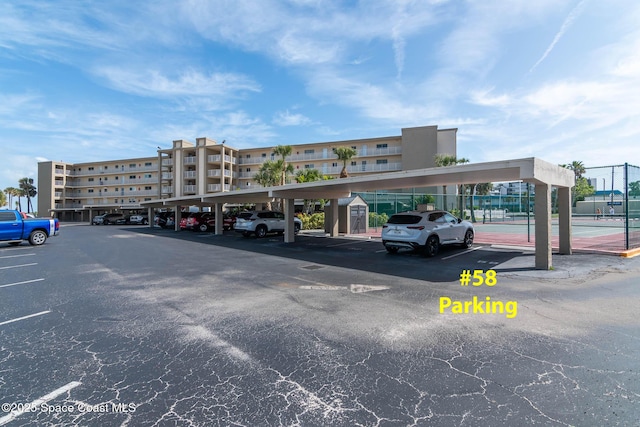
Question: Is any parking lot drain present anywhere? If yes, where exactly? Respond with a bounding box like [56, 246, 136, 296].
[301, 265, 325, 270]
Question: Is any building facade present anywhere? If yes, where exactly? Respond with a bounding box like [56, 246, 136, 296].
[38, 125, 457, 220]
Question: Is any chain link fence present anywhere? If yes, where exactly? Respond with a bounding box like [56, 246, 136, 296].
[358, 163, 640, 252]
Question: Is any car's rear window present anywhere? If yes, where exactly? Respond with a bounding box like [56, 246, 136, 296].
[387, 215, 422, 225]
[237, 212, 254, 220]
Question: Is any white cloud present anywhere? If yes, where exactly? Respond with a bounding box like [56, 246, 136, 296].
[93, 67, 261, 99]
[273, 110, 312, 127]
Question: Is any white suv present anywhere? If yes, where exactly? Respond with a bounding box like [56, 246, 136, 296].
[381, 210, 474, 257]
[235, 211, 302, 238]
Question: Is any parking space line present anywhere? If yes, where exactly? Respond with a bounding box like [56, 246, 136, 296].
[0, 278, 45, 289]
[0, 253, 35, 260]
[0, 263, 38, 270]
[0, 381, 82, 426]
[441, 246, 482, 260]
[327, 240, 371, 247]
[0, 310, 51, 327]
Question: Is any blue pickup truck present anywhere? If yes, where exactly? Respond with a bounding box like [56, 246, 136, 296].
[0, 210, 60, 246]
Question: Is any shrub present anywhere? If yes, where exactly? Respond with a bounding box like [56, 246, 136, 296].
[368, 212, 389, 227]
[297, 212, 324, 230]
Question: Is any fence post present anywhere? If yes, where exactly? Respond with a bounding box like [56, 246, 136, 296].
[625, 163, 629, 250]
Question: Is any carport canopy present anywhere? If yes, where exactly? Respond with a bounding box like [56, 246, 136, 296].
[142, 157, 575, 270]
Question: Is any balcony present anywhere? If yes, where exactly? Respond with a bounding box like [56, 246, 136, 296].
[207, 169, 221, 177]
[161, 172, 173, 180]
[183, 171, 197, 178]
[183, 185, 197, 193]
[162, 158, 174, 166]
[184, 157, 197, 165]
[161, 186, 173, 194]
[238, 157, 270, 166]
[207, 154, 221, 163]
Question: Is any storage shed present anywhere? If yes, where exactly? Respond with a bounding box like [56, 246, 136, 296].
[324, 195, 369, 234]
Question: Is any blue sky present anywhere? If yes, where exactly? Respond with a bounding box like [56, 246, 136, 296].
[1, 0, 639, 204]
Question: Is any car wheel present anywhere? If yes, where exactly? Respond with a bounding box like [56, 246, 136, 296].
[462, 230, 474, 248]
[385, 246, 399, 254]
[255, 225, 268, 238]
[424, 235, 439, 257]
[103, 220, 110, 225]
[28, 230, 47, 246]
[198, 223, 209, 232]
[294, 223, 301, 234]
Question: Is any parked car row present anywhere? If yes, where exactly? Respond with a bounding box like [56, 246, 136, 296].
[92, 207, 474, 258]
[92, 213, 148, 225]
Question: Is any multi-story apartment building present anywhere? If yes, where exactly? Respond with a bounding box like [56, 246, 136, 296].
[38, 125, 457, 220]
[38, 157, 160, 221]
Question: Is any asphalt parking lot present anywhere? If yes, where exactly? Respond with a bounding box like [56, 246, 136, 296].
[1, 223, 639, 426]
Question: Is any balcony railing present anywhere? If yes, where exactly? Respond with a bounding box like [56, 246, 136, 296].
[184, 157, 197, 164]
[183, 171, 197, 178]
[207, 169, 221, 177]
[183, 185, 197, 193]
[162, 158, 174, 166]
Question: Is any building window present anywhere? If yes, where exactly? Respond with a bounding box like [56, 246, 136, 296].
[304, 164, 314, 169]
[246, 154, 251, 158]
[129, 164, 137, 168]
[261, 153, 266, 157]
[304, 149, 315, 154]
[376, 159, 388, 164]
[351, 161, 357, 166]
[129, 187, 134, 191]
[115, 188, 119, 191]
[88, 167, 94, 171]
[376, 143, 388, 149]
[246, 168, 251, 172]
[88, 189, 94, 193]
[145, 162, 152, 166]
[115, 165, 119, 169]
[351, 146, 357, 150]
[88, 178, 94, 182]
[332, 162, 338, 167]
[129, 175, 136, 179]
[104, 166, 108, 170]
[115, 176, 119, 180]
[144, 174, 152, 179]
[145, 186, 152, 190]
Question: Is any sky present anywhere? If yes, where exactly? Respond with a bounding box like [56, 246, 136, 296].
[1, 0, 640, 207]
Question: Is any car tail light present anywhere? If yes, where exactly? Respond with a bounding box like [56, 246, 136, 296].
[407, 226, 425, 230]
[382, 225, 388, 228]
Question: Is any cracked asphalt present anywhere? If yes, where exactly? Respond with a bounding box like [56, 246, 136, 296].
[0, 223, 638, 426]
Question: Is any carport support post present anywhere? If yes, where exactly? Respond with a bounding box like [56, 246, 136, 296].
[214, 203, 223, 235]
[558, 186, 572, 255]
[328, 198, 339, 237]
[147, 207, 153, 228]
[174, 205, 180, 231]
[284, 198, 295, 243]
[534, 184, 552, 269]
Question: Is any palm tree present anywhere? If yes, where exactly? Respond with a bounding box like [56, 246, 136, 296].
[295, 168, 322, 214]
[272, 145, 293, 185]
[4, 187, 19, 210]
[434, 154, 469, 211]
[0, 189, 6, 208]
[18, 177, 37, 213]
[253, 161, 281, 210]
[332, 147, 357, 178]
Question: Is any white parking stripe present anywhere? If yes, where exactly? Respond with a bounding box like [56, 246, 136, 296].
[0, 310, 51, 327]
[441, 246, 482, 260]
[0, 263, 38, 270]
[0, 253, 35, 259]
[0, 278, 45, 289]
[0, 381, 82, 426]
